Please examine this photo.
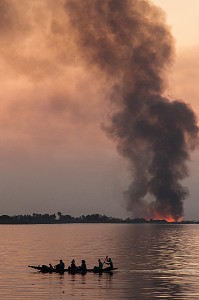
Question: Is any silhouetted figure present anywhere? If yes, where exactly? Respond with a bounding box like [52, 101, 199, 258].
[55, 260, 65, 271]
[42, 264, 48, 269]
[79, 259, 87, 272]
[49, 263, 54, 269]
[69, 259, 77, 271]
[104, 257, 113, 271]
[98, 259, 103, 270]
[93, 258, 103, 272]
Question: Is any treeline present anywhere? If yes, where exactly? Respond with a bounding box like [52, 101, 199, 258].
[0, 213, 197, 224]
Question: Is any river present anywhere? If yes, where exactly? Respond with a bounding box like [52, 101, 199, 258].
[1, 223, 199, 299]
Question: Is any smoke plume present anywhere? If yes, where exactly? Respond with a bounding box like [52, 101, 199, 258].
[66, 0, 198, 221]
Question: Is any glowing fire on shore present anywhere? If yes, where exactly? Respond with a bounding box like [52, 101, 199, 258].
[151, 213, 183, 223]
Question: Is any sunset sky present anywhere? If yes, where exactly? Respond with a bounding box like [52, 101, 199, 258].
[0, 0, 199, 219]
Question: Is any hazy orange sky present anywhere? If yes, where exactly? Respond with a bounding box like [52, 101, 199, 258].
[152, 0, 199, 219]
[0, 0, 199, 219]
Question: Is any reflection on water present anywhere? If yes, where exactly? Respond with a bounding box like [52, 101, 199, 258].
[0, 224, 199, 299]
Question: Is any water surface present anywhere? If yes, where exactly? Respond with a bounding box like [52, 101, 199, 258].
[0, 224, 199, 299]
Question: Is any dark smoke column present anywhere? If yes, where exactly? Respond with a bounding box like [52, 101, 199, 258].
[66, 0, 198, 221]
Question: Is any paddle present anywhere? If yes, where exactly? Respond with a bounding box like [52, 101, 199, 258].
[103, 256, 108, 266]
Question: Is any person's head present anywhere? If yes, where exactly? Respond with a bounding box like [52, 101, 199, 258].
[60, 260, 62, 263]
[109, 258, 112, 262]
[98, 259, 101, 262]
[71, 259, 75, 263]
[82, 260, 85, 264]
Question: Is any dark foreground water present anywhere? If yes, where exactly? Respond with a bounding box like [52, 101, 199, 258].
[1, 224, 199, 299]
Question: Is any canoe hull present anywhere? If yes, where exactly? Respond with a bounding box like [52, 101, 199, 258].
[28, 265, 118, 274]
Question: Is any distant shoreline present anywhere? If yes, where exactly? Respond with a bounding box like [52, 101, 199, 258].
[0, 213, 197, 224]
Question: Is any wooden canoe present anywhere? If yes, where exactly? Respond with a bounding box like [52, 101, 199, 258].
[28, 265, 118, 274]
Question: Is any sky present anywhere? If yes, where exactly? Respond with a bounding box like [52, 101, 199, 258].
[152, 0, 199, 219]
[0, 0, 199, 219]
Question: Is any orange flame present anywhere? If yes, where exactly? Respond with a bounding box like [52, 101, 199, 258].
[151, 212, 183, 222]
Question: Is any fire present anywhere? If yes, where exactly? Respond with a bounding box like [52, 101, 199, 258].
[152, 212, 183, 223]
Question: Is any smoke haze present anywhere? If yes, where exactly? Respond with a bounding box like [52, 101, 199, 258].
[66, 0, 198, 221]
[0, 0, 198, 219]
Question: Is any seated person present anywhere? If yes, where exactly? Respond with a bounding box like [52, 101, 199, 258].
[104, 257, 113, 270]
[55, 259, 65, 271]
[42, 264, 48, 269]
[49, 263, 54, 269]
[93, 258, 103, 272]
[98, 259, 103, 270]
[69, 259, 77, 271]
[79, 260, 87, 272]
